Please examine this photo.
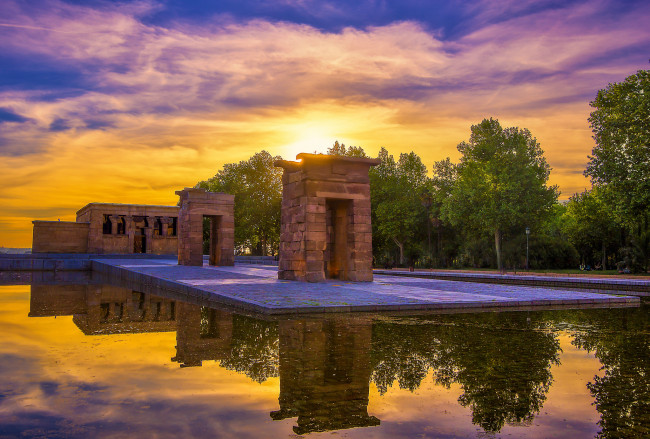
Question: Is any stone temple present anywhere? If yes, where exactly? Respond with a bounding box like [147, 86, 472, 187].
[275, 154, 379, 282]
[32, 203, 180, 255]
[30, 153, 379, 283]
[31, 188, 235, 268]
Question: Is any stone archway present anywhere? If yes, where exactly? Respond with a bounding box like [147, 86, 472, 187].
[176, 188, 235, 266]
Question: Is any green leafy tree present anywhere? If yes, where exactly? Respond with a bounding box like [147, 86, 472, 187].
[563, 187, 620, 269]
[219, 314, 279, 383]
[370, 148, 429, 265]
[585, 70, 650, 272]
[430, 158, 461, 267]
[585, 70, 650, 225]
[197, 151, 282, 255]
[442, 118, 558, 270]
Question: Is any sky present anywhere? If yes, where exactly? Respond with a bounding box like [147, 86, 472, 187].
[1, 0, 649, 247]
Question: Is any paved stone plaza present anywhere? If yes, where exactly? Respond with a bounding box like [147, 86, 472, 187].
[92, 258, 640, 314]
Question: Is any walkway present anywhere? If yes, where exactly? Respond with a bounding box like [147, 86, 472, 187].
[91, 258, 640, 315]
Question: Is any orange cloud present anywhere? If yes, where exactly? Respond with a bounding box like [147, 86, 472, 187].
[0, 0, 648, 246]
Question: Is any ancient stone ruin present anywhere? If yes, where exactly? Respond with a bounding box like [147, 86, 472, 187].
[275, 153, 379, 282]
[176, 187, 235, 266]
[32, 203, 179, 254]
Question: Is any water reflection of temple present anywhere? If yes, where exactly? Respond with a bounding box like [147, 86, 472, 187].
[171, 304, 233, 367]
[29, 284, 177, 335]
[271, 317, 380, 434]
[169, 305, 380, 434]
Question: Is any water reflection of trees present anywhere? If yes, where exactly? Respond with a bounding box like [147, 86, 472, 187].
[218, 314, 279, 382]
[173, 303, 279, 382]
[175, 308, 563, 433]
[371, 313, 561, 432]
[569, 306, 650, 439]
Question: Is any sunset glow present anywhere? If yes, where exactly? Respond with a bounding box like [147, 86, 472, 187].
[1, 0, 649, 247]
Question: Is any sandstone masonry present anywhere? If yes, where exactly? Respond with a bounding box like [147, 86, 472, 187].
[275, 154, 379, 282]
[176, 188, 235, 266]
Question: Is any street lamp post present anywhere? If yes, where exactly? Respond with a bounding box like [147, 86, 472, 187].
[525, 227, 530, 271]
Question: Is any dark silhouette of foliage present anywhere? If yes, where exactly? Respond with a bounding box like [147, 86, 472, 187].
[218, 314, 279, 383]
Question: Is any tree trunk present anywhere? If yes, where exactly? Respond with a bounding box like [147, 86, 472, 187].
[602, 240, 606, 270]
[494, 229, 502, 271]
[393, 238, 405, 265]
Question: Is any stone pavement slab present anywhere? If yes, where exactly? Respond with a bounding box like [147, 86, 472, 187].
[91, 258, 640, 315]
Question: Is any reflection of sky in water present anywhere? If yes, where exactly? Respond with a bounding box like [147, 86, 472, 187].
[0, 284, 647, 438]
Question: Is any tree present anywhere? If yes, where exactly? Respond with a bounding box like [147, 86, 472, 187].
[218, 314, 279, 383]
[442, 119, 558, 270]
[585, 70, 650, 226]
[585, 70, 650, 272]
[430, 158, 461, 267]
[563, 187, 620, 269]
[370, 148, 429, 265]
[327, 140, 368, 158]
[197, 151, 282, 255]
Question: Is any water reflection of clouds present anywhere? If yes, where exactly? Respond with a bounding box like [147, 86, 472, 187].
[1, 283, 647, 437]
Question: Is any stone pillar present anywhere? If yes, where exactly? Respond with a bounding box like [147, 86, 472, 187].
[275, 154, 379, 282]
[125, 215, 134, 252]
[145, 216, 156, 254]
[109, 215, 121, 235]
[176, 188, 235, 266]
[159, 216, 170, 236]
[172, 303, 234, 367]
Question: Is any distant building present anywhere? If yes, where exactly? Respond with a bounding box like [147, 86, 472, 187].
[32, 202, 179, 254]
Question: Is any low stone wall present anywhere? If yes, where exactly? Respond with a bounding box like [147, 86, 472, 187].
[32, 221, 90, 253]
[235, 255, 278, 266]
[0, 253, 175, 272]
[373, 269, 650, 295]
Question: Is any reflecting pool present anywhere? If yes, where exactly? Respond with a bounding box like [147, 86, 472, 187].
[0, 276, 648, 438]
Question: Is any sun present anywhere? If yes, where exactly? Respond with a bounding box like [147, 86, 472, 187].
[279, 123, 334, 160]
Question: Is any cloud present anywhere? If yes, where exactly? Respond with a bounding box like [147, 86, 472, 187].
[0, 107, 31, 123]
[0, 0, 648, 246]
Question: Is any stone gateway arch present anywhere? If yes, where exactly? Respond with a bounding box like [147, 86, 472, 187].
[275, 154, 380, 282]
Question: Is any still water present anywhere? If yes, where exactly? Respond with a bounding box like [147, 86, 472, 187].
[0, 276, 648, 438]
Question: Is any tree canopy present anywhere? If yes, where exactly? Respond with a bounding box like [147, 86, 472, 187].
[370, 148, 429, 265]
[585, 69, 650, 225]
[441, 118, 558, 270]
[197, 150, 282, 255]
[563, 187, 619, 269]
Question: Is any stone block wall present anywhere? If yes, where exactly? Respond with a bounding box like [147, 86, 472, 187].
[176, 188, 235, 266]
[275, 154, 379, 282]
[76, 203, 179, 255]
[32, 221, 90, 253]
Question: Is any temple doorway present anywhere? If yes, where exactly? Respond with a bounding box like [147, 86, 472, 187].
[325, 199, 351, 280]
[205, 215, 222, 266]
